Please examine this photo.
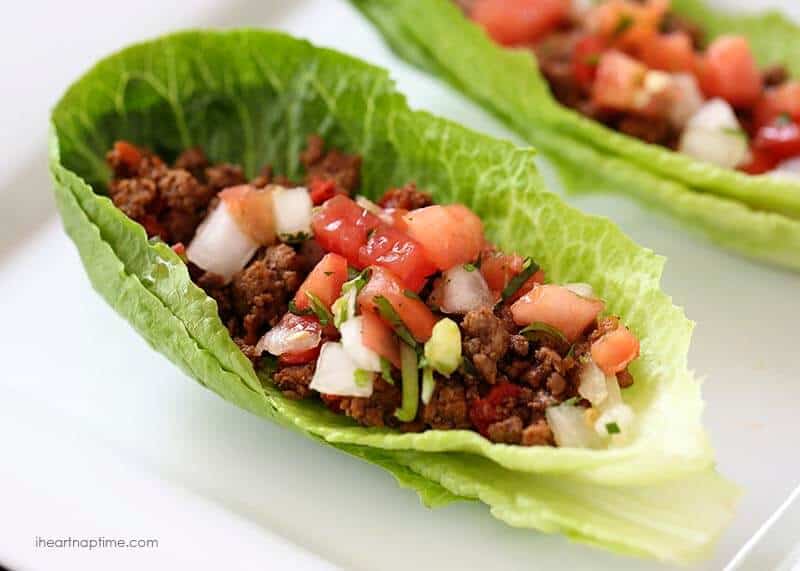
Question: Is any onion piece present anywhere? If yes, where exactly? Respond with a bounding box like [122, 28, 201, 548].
[563, 282, 596, 299]
[309, 342, 374, 398]
[272, 186, 313, 241]
[439, 265, 493, 314]
[577, 359, 608, 406]
[678, 98, 750, 169]
[669, 73, 704, 129]
[340, 316, 382, 372]
[255, 313, 321, 357]
[186, 200, 258, 282]
[594, 403, 635, 439]
[545, 404, 604, 449]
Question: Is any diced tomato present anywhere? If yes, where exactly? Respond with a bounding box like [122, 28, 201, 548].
[638, 32, 696, 73]
[754, 82, 800, 132]
[697, 36, 762, 109]
[753, 122, 800, 162]
[469, 382, 523, 437]
[265, 313, 323, 356]
[311, 195, 381, 266]
[382, 207, 409, 232]
[740, 147, 780, 175]
[510, 284, 605, 342]
[480, 250, 545, 301]
[309, 178, 337, 205]
[572, 35, 607, 88]
[219, 185, 276, 245]
[591, 326, 640, 375]
[171, 242, 187, 258]
[357, 266, 437, 342]
[590, 0, 667, 51]
[471, 0, 571, 46]
[404, 204, 484, 271]
[358, 226, 437, 292]
[112, 140, 143, 173]
[361, 311, 402, 368]
[294, 253, 349, 311]
[592, 50, 647, 111]
[279, 345, 322, 366]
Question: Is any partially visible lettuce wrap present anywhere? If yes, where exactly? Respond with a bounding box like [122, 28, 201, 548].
[50, 30, 736, 562]
[350, 0, 800, 270]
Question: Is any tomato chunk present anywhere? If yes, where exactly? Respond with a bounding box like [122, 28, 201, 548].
[510, 284, 605, 342]
[754, 82, 800, 131]
[572, 35, 607, 88]
[358, 226, 437, 292]
[471, 0, 571, 46]
[308, 178, 337, 205]
[590, 0, 667, 51]
[480, 250, 545, 301]
[591, 326, 640, 375]
[311, 195, 381, 266]
[740, 147, 780, 175]
[592, 51, 647, 111]
[697, 36, 762, 108]
[358, 266, 437, 342]
[294, 252, 349, 311]
[753, 122, 800, 162]
[279, 345, 322, 366]
[469, 382, 523, 437]
[361, 311, 402, 368]
[638, 32, 696, 73]
[404, 204, 484, 271]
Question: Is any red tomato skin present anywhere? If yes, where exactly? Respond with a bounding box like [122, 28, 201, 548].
[638, 32, 696, 73]
[311, 195, 381, 267]
[592, 51, 647, 111]
[740, 148, 780, 175]
[591, 0, 667, 51]
[471, 0, 571, 46]
[404, 205, 484, 271]
[753, 122, 800, 162]
[357, 266, 437, 342]
[469, 383, 523, 437]
[112, 140, 143, 174]
[698, 36, 763, 108]
[294, 253, 349, 311]
[572, 36, 607, 88]
[480, 250, 545, 301]
[754, 82, 800, 131]
[358, 226, 437, 292]
[279, 345, 321, 365]
[361, 311, 402, 368]
[309, 178, 337, 205]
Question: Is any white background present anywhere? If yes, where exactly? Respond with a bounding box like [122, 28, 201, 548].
[1, 1, 799, 570]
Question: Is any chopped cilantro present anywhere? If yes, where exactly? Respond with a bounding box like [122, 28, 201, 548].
[613, 14, 634, 37]
[463, 262, 477, 272]
[373, 295, 417, 347]
[353, 369, 373, 388]
[606, 421, 621, 435]
[305, 291, 333, 326]
[379, 357, 395, 385]
[404, 288, 421, 300]
[500, 257, 539, 302]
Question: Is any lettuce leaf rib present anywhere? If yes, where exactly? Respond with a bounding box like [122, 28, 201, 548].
[50, 30, 736, 561]
[351, 0, 800, 269]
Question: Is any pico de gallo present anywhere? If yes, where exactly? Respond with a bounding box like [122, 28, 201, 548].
[105, 135, 641, 448]
[461, 0, 800, 177]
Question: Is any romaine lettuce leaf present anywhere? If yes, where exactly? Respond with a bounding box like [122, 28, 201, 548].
[350, 0, 800, 270]
[50, 30, 736, 561]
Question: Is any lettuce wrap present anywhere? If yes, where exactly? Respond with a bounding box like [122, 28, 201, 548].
[50, 30, 737, 562]
[350, 0, 800, 271]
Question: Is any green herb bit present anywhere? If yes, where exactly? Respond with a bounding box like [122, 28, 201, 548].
[520, 322, 570, 353]
[288, 299, 313, 317]
[500, 257, 539, 301]
[776, 112, 793, 126]
[373, 295, 417, 347]
[380, 357, 395, 385]
[305, 291, 333, 326]
[404, 289, 421, 300]
[463, 262, 477, 272]
[606, 421, 621, 435]
[613, 14, 634, 37]
[584, 54, 600, 66]
[722, 126, 747, 139]
[280, 231, 311, 244]
[394, 343, 420, 422]
[354, 369, 373, 388]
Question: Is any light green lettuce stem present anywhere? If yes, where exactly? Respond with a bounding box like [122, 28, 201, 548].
[50, 30, 736, 561]
[350, 0, 800, 270]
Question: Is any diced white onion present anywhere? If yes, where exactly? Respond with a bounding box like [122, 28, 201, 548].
[273, 186, 313, 239]
[340, 317, 382, 372]
[545, 404, 604, 449]
[564, 282, 595, 299]
[255, 319, 321, 357]
[440, 265, 493, 314]
[679, 99, 749, 169]
[309, 342, 374, 397]
[771, 158, 800, 180]
[186, 201, 258, 282]
[577, 359, 608, 406]
[669, 73, 704, 129]
[601, 374, 624, 411]
[594, 403, 635, 438]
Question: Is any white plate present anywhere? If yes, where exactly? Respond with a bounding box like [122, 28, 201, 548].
[1, 1, 799, 570]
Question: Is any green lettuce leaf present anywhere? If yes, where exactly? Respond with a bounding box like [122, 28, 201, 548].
[350, 0, 800, 270]
[50, 30, 736, 561]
